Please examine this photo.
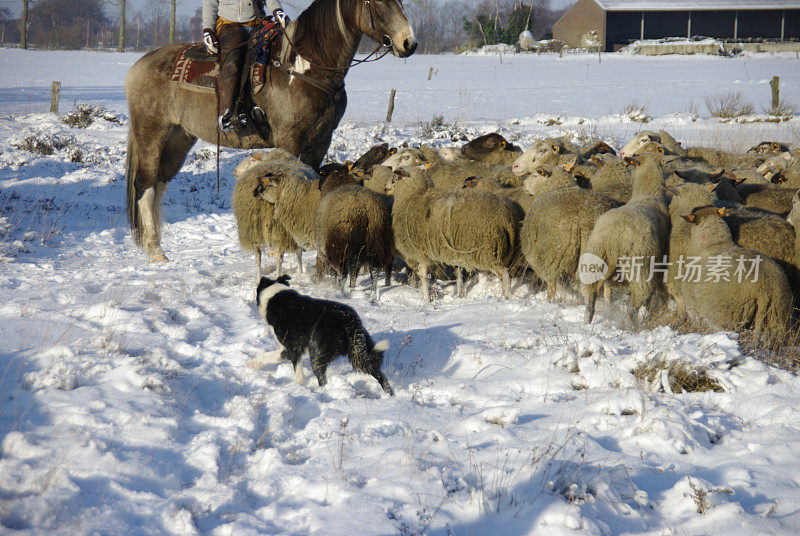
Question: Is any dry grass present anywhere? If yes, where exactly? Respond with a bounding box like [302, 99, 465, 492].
[632, 358, 723, 393]
[705, 91, 755, 119]
[738, 320, 800, 373]
[762, 99, 796, 119]
[623, 99, 651, 123]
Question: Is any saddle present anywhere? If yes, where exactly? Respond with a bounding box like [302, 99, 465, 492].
[170, 20, 283, 95]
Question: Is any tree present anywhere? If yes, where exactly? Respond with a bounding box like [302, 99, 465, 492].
[108, 0, 127, 52]
[28, 0, 108, 48]
[0, 6, 10, 44]
[463, 0, 537, 46]
[20, 0, 33, 49]
[168, 0, 182, 44]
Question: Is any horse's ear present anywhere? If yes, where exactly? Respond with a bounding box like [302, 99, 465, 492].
[277, 274, 291, 286]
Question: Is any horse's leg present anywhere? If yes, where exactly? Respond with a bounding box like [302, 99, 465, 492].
[133, 126, 195, 262]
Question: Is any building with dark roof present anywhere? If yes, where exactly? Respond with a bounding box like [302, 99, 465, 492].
[553, 0, 800, 51]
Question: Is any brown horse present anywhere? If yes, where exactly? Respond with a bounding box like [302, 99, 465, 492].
[125, 0, 416, 262]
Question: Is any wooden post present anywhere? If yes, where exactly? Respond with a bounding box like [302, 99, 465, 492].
[385, 89, 396, 123]
[427, 67, 433, 81]
[598, 49, 601, 63]
[50, 81, 61, 113]
[770, 76, 780, 111]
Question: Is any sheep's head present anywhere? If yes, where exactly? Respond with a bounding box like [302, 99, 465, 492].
[234, 151, 269, 179]
[353, 143, 391, 171]
[619, 131, 660, 158]
[253, 172, 282, 203]
[437, 146, 462, 162]
[682, 206, 730, 225]
[512, 139, 563, 176]
[461, 133, 518, 160]
[631, 141, 673, 158]
[385, 165, 431, 195]
[748, 141, 790, 155]
[382, 148, 425, 171]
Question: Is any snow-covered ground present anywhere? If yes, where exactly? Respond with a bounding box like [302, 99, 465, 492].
[2, 47, 800, 535]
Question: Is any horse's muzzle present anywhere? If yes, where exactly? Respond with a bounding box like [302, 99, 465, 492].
[394, 38, 417, 58]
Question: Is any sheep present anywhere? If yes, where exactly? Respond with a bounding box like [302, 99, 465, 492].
[748, 141, 791, 155]
[318, 162, 361, 197]
[460, 132, 522, 166]
[428, 159, 520, 191]
[386, 167, 520, 301]
[581, 158, 671, 323]
[586, 156, 638, 204]
[463, 176, 535, 214]
[719, 204, 799, 294]
[233, 150, 270, 179]
[382, 147, 426, 170]
[419, 144, 462, 164]
[314, 180, 393, 300]
[735, 182, 796, 216]
[232, 161, 300, 279]
[618, 131, 660, 158]
[664, 183, 719, 315]
[250, 152, 322, 272]
[511, 138, 579, 176]
[684, 146, 765, 170]
[678, 206, 792, 335]
[519, 167, 615, 301]
[352, 143, 396, 172]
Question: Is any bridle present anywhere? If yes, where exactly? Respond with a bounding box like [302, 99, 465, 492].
[274, 0, 400, 92]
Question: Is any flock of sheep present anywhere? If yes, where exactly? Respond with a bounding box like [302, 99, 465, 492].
[230, 129, 800, 336]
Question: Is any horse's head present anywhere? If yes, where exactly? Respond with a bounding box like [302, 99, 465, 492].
[359, 0, 417, 58]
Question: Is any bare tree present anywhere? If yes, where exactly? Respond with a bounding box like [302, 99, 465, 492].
[20, 0, 33, 49]
[168, 0, 176, 44]
[108, 0, 127, 51]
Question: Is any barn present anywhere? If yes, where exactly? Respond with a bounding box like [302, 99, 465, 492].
[553, 0, 800, 52]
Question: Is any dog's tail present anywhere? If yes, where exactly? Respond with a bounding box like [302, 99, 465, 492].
[373, 339, 389, 353]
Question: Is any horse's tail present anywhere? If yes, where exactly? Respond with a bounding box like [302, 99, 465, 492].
[125, 134, 142, 245]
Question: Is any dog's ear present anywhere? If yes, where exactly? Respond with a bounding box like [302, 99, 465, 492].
[277, 274, 292, 286]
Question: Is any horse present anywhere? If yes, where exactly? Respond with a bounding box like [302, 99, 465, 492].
[125, 0, 417, 262]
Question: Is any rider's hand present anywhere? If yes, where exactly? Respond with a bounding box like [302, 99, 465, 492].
[272, 9, 289, 28]
[202, 28, 220, 55]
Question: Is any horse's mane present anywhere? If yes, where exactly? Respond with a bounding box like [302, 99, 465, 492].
[284, 0, 357, 66]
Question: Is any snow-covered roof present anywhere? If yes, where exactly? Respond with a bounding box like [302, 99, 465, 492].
[593, 0, 800, 10]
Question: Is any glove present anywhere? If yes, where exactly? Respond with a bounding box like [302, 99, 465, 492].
[202, 28, 219, 55]
[272, 9, 289, 28]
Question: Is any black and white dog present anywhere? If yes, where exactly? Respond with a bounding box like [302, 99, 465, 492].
[248, 275, 394, 395]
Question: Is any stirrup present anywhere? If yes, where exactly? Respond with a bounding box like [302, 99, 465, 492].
[218, 109, 235, 132]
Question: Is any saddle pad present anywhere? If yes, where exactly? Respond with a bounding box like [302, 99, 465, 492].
[171, 44, 219, 94]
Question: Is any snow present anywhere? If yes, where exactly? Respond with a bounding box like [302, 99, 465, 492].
[2, 46, 800, 535]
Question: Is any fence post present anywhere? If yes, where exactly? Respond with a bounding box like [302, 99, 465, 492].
[770, 76, 780, 111]
[385, 89, 396, 123]
[50, 81, 61, 113]
[427, 67, 433, 81]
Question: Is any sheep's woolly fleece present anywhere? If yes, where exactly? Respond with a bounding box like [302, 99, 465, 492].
[2, 48, 800, 536]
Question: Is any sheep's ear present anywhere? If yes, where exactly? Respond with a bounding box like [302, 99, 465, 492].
[388, 147, 397, 156]
[345, 161, 355, 172]
[551, 144, 560, 153]
[731, 178, 746, 187]
[717, 207, 731, 217]
[706, 182, 719, 192]
[792, 190, 800, 205]
[536, 167, 551, 178]
[591, 154, 606, 167]
[623, 157, 639, 167]
[711, 168, 725, 180]
[563, 159, 577, 173]
[772, 142, 780, 151]
[657, 146, 664, 154]
[682, 214, 697, 224]
[318, 167, 328, 177]
[499, 140, 506, 148]
[424, 162, 433, 169]
[675, 169, 689, 180]
[276, 274, 291, 286]
[771, 174, 786, 184]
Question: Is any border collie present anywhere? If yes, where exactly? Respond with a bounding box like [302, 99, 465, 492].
[248, 275, 394, 395]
